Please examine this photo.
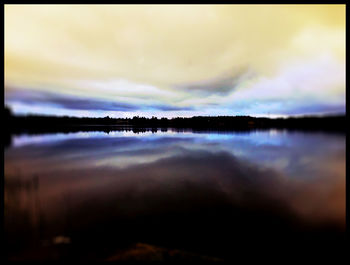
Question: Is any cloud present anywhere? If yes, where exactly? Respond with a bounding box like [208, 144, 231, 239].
[150, 104, 193, 111]
[174, 68, 255, 95]
[5, 5, 345, 88]
[6, 89, 138, 111]
[5, 88, 193, 113]
[219, 54, 346, 116]
[4, 5, 345, 117]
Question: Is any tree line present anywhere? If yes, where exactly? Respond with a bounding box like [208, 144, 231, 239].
[4, 106, 346, 134]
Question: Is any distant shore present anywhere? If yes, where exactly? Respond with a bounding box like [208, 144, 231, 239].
[4, 106, 346, 135]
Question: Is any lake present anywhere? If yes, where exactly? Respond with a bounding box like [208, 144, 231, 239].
[4, 129, 346, 261]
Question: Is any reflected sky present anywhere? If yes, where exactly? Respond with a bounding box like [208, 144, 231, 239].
[4, 129, 345, 260]
[8, 129, 345, 181]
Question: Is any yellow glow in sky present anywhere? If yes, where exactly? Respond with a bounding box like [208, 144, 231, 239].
[4, 5, 346, 117]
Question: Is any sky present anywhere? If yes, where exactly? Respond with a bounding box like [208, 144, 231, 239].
[4, 5, 346, 118]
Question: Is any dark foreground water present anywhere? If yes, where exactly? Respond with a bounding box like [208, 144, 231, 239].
[4, 129, 346, 261]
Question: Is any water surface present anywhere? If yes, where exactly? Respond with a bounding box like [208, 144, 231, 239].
[5, 129, 346, 261]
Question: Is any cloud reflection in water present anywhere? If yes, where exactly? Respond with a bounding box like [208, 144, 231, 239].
[5, 130, 345, 260]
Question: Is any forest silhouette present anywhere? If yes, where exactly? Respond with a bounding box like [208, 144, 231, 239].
[4, 105, 345, 136]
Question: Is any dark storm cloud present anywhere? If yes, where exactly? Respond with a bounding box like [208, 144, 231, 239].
[5, 89, 138, 111]
[174, 68, 255, 95]
[5, 88, 193, 112]
[150, 104, 194, 111]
